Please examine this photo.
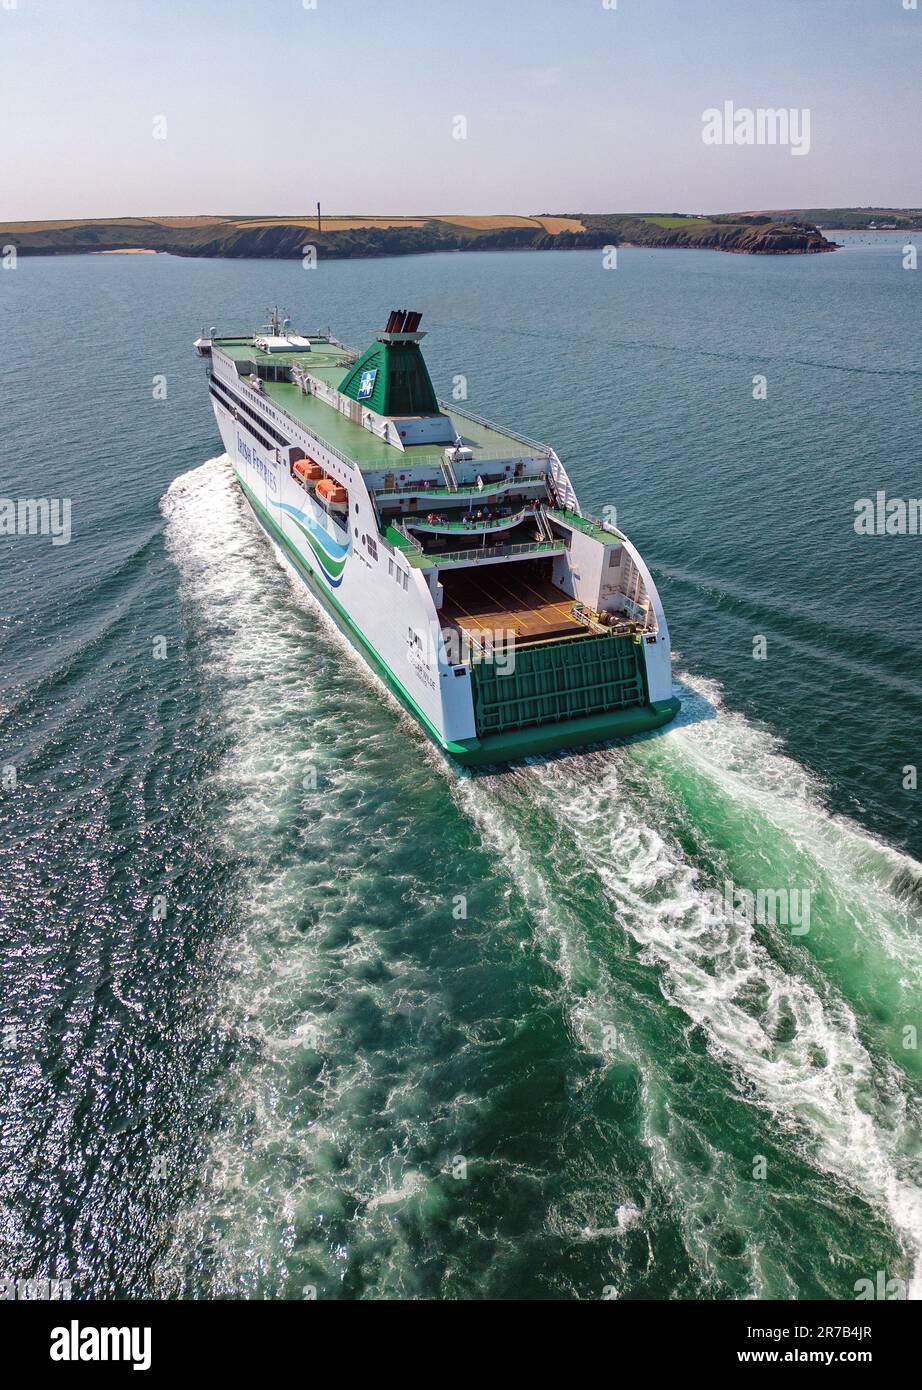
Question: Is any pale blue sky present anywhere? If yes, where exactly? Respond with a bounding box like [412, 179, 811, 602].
[1, 0, 919, 219]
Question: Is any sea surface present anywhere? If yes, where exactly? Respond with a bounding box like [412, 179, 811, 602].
[1, 235, 920, 1299]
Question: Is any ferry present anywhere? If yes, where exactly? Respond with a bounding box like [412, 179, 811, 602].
[199, 308, 679, 764]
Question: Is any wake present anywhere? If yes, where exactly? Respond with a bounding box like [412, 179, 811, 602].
[162, 456, 922, 1298]
[452, 674, 922, 1296]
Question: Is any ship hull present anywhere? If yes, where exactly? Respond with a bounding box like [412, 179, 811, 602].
[449, 699, 681, 765]
[237, 473, 681, 764]
[233, 472, 474, 757]
[209, 369, 679, 766]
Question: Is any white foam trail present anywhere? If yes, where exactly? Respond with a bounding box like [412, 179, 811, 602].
[159, 459, 487, 1295]
[448, 761, 780, 1295]
[160, 459, 364, 1288]
[451, 677, 922, 1296]
[660, 672, 922, 978]
[161, 460, 922, 1296]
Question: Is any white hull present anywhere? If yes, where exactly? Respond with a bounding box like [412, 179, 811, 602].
[209, 378, 478, 747]
[206, 339, 677, 763]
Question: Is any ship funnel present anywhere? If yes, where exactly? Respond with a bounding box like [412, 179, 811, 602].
[380, 309, 424, 340]
[341, 309, 438, 414]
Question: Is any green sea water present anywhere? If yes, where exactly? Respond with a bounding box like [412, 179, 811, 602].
[1, 237, 920, 1299]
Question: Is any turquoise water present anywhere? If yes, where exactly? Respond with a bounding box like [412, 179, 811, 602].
[1, 237, 920, 1299]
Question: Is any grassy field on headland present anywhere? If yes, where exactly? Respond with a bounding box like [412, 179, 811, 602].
[746, 207, 922, 231]
[0, 210, 866, 260]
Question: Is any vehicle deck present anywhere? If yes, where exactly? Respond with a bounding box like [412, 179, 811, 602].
[440, 562, 587, 646]
[213, 336, 549, 474]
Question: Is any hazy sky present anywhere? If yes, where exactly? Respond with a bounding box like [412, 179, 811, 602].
[2, 0, 919, 219]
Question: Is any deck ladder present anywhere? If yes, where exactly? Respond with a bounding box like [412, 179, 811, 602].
[441, 455, 459, 492]
[536, 507, 556, 543]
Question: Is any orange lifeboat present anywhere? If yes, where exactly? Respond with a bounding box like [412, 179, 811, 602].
[293, 457, 324, 484]
[317, 477, 348, 510]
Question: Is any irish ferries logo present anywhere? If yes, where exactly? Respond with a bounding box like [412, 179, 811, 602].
[357, 368, 378, 400]
[269, 500, 351, 588]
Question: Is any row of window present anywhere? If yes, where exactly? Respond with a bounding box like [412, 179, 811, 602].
[387, 556, 410, 590]
[209, 373, 289, 450]
[209, 381, 273, 453]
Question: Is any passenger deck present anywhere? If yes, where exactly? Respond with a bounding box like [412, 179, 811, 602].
[211, 334, 550, 475]
[440, 560, 587, 646]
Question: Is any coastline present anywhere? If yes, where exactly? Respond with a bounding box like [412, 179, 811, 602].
[0, 212, 838, 261]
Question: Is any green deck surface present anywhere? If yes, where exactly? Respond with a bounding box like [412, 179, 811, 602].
[547, 508, 621, 545]
[269, 381, 403, 469]
[383, 525, 436, 569]
[214, 336, 551, 474]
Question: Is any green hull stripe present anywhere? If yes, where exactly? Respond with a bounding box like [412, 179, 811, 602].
[236, 474, 681, 764]
[449, 698, 681, 766]
[285, 513, 347, 578]
[237, 475, 468, 753]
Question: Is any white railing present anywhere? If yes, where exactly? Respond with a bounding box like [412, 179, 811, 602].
[405, 507, 528, 536]
[433, 539, 565, 565]
[393, 522, 424, 553]
[547, 453, 580, 512]
[374, 475, 547, 501]
[440, 399, 553, 455]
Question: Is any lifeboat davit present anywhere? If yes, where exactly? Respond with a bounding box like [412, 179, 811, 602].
[316, 477, 349, 510]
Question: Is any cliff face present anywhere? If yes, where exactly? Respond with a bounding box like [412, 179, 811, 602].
[0, 214, 837, 260]
[648, 223, 834, 254]
[641, 223, 835, 254]
[577, 215, 836, 255]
